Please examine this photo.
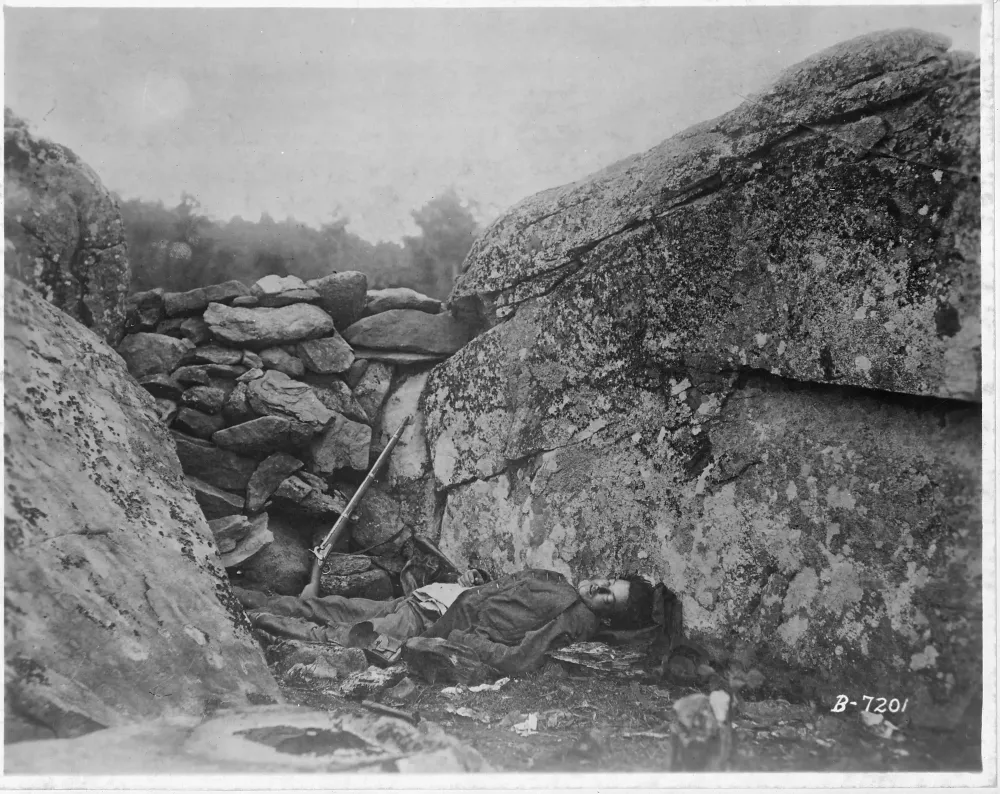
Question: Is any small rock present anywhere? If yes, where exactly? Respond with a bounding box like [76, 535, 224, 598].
[174, 407, 226, 439]
[257, 288, 321, 308]
[297, 334, 355, 375]
[180, 385, 228, 415]
[340, 664, 410, 699]
[181, 345, 245, 367]
[117, 333, 194, 379]
[221, 513, 272, 568]
[252, 274, 307, 295]
[186, 475, 246, 519]
[208, 515, 253, 554]
[385, 677, 419, 703]
[260, 347, 306, 377]
[242, 350, 263, 369]
[245, 453, 305, 513]
[179, 317, 212, 345]
[139, 373, 184, 400]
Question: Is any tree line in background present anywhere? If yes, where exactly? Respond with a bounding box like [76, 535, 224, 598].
[117, 188, 481, 301]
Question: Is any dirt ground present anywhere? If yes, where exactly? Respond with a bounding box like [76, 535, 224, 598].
[279, 662, 983, 774]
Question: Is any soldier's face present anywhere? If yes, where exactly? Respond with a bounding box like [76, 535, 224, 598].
[577, 578, 630, 616]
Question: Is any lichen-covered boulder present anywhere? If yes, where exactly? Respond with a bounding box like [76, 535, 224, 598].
[4, 277, 280, 743]
[4, 110, 130, 347]
[422, 30, 981, 720]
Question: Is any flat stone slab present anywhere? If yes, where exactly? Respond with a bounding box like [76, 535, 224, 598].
[252, 274, 307, 295]
[163, 280, 251, 317]
[204, 302, 335, 349]
[366, 287, 441, 315]
[221, 512, 272, 567]
[342, 309, 474, 355]
[186, 475, 246, 519]
[351, 347, 449, 365]
[172, 431, 258, 490]
[258, 288, 321, 308]
[212, 416, 316, 458]
[246, 452, 305, 513]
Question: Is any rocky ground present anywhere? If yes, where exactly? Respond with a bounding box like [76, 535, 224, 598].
[278, 661, 982, 774]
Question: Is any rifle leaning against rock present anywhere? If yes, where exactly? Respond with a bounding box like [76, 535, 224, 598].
[299, 416, 411, 599]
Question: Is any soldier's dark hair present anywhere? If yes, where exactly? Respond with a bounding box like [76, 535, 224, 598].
[606, 575, 656, 630]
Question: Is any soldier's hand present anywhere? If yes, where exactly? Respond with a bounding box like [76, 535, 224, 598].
[458, 569, 484, 587]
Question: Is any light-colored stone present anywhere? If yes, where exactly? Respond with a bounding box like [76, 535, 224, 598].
[4, 277, 279, 742]
[203, 302, 336, 349]
[366, 287, 441, 315]
[252, 274, 307, 295]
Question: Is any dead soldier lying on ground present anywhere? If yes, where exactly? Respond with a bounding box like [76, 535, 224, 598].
[234, 568, 656, 677]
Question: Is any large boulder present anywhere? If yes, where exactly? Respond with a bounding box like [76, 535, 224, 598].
[342, 309, 474, 355]
[424, 31, 981, 714]
[4, 277, 280, 743]
[4, 110, 130, 347]
[203, 302, 336, 349]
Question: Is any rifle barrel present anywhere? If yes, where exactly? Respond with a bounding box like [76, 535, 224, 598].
[313, 416, 411, 561]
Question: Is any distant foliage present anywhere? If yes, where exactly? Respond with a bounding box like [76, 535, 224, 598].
[118, 188, 480, 300]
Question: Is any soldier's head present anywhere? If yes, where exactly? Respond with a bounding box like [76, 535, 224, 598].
[577, 575, 656, 629]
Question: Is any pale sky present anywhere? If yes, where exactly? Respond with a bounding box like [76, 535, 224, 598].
[4, 5, 982, 242]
